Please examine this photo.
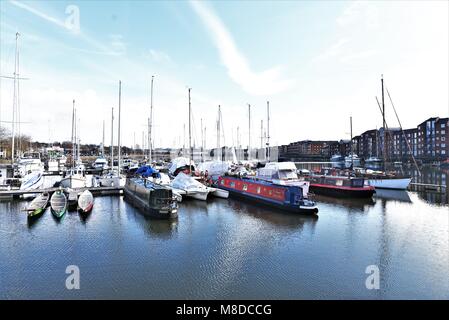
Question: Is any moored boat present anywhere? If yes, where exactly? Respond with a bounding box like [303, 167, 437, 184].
[20, 170, 44, 193]
[218, 162, 318, 215]
[124, 178, 178, 219]
[78, 190, 94, 213]
[50, 189, 67, 218]
[171, 172, 210, 201]
[304, 174, 375, 198]
[26, 192, 50, 218]
[60, 168, 86, 189]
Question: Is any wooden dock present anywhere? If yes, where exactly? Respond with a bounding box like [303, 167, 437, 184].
[0, 186, 123, 199]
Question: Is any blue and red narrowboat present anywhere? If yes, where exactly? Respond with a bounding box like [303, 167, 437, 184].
[217, 162, 318, 215]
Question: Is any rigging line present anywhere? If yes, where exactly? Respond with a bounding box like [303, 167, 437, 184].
[375, 96, 397, 164]
[386, 87, 421, 176]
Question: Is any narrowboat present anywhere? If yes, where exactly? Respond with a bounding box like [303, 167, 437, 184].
[217, 162, 318, 215]
[305, 174, 375, 198]
[124, 178, 178, 219]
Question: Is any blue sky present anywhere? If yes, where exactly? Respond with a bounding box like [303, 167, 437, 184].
[0, 0, 448, 148]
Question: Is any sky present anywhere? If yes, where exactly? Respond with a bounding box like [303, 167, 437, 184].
[0, 0, 448, 149]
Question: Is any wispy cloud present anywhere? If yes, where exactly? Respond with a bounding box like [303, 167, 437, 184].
[145, 49, 172, 63]
[9, 0, 125, 56]
[336, 1, 379, 29]
[9, 0, 67, 29]
[189, 0, 293, 96]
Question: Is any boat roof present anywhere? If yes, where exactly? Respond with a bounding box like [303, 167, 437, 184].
[263, 162, 297, 171]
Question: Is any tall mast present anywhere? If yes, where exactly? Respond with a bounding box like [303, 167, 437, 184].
[201, 118, 203, 163]
[260, 120, 263, 149]
[147, 117, 150, 161]
[381, 74, 387, 171]
[141, 131, 144, 156]
[188, 88, 192, 168]
[77, 116, 80, 161]
[149, 75, 154, 162]
[102, 120, 105, 156]
[11, 32, 19, 164]
[74, 107, 77, 167]
[350, 116, 353, 168]
[248, 104, 251, 160]
[71, 99, 75, 167]
[17, 32, 21, 156]
[217, 105, 221, 154]
[111, 107, 114, 170]
[118, 80, 122, 175]
[267, 101, 270, 160]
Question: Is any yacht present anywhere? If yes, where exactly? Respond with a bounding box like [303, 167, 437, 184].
[344, 154, 361, 168]
[92, 156, 109, 170]
[15, 152, 44, 177]
[60, 167, 86, 189]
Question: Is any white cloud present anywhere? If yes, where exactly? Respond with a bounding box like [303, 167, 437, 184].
[189, 0, 293, 96]
[145, 49, 172, 63]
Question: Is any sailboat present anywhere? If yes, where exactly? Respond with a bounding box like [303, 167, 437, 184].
[344, 116, 361, 168]
[360, 76, 412, 190]
[60, 100, 86, 189]
[96, 85, 126, 187]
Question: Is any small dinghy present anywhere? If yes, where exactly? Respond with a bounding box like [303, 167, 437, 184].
[26, 192, 50, 218]
[50, 189, 67, 218]
[78, 190, 94, 213]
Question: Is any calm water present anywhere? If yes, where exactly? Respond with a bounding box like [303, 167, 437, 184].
[0, 169, 448, 299]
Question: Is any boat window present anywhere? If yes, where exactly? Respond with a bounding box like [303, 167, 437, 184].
[230, 182, 235, 188]
[243, 184, 248, 191]
[257, 187, 261, 193]
[220, 179, 225, 185]
[278, 169, 298, 180]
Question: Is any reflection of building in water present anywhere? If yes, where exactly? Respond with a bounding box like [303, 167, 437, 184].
[407, 167, 448, 205]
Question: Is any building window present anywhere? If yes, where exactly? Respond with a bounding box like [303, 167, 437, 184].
[442, 123, 446, 128]
[442, 143, 446, 148]
[442, 130, 446, 135]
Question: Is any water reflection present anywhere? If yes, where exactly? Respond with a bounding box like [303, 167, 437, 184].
[225, 197, 318, 231]
[313, 194, 375, 211]
[296, 162, 449, 205]
[374, 189, 412, 203]
[125, 205, 179, 239]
